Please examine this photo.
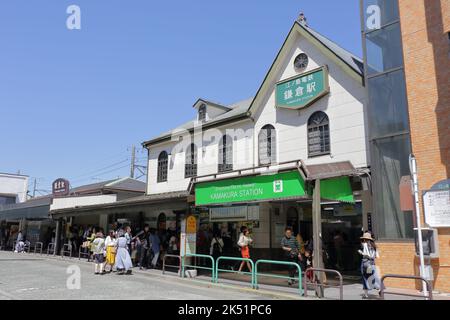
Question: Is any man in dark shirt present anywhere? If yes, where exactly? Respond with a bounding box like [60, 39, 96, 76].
[281, 227, 302, 285]
[138, 225, 152, 270]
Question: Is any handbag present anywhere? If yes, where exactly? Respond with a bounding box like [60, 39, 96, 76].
[82, 241, 90, 248]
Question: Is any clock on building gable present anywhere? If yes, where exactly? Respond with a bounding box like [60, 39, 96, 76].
[294, 53, 309, 72]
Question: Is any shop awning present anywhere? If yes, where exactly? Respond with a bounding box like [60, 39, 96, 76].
[320, 176, 355, 204]
[50, 191, 190, 219]
[0, 205, 51, 221]
[302, 161, 357, 180]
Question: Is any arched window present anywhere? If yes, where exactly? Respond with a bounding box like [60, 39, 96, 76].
[308, 111, 330, 157]
[218, 135, 233, 173]
[259, 124, 277, 165]
[157, 151, 168, 183]
[185, 143, 198, 178]
[198, 104, 206, 122]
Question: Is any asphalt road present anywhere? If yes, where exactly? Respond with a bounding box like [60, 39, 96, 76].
[0, 251, 274, 300]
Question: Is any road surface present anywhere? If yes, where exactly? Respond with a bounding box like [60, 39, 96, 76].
[0, 251, 275, 300]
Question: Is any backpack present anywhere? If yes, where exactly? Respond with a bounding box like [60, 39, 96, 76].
[212, 238, 222, 255]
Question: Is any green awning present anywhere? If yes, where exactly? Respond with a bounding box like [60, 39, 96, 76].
[320, 177, 355, 203]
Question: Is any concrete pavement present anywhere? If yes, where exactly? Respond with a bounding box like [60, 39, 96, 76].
[1, 251, 448, 300]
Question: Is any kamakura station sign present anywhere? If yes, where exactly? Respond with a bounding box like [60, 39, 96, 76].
[276, 66, 330, 110]
[195, 171, 307, 206]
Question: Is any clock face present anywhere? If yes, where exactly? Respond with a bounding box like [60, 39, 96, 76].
[294, 53, 309, 72]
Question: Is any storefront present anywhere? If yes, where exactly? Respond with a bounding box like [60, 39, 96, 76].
[0, 196, 55, 249]
[193, 162, 367, 275]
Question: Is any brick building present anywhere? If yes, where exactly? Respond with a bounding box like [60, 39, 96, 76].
[360, 0, 449, 292]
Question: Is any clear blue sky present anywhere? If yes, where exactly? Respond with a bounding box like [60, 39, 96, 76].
[0, 1, 362, 192]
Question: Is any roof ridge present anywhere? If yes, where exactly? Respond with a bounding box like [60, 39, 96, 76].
[301, 23, 362, 63]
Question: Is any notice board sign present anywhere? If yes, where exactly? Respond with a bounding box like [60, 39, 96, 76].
[423, 189, 450, 228]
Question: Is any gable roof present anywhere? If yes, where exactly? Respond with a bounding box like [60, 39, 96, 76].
[69, 177, 146, 195]
[142, 98, 253, 147]
[301, 23, 364, 76]
[142, 20, 364, 148]
[247, 21, 364, 115]
[193, 98, 231, 111]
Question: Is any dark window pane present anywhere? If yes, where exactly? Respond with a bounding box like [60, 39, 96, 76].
[259, 125, 277, 165]
[371, 134, 414, 239]
[198, 104, 206, 122]
[218, 135, 233, 173]
[185, 144, 197, 178]
[157, 151, 168, 183]
[368, 70, 410, 138]
[308, 112, 330, 157]
[0, 196, 16, 205]
[366, 23, 403, 75]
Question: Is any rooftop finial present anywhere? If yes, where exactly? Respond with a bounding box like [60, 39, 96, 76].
[297, 12, 308, 26]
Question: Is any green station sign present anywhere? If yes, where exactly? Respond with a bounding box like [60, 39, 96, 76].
[195, 171, 306, 206]
[276, 66, 329, 110]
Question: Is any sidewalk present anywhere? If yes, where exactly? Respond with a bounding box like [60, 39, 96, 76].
[3, 250, 449, 300]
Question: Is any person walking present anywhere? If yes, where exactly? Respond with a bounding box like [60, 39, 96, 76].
[138, 225, 151, 270]
[104, 230, 117, 273]
[86, 227, 96, 262]
[167, 231, 178, 255]
[210, 232, 224, 261]
[358, 232, 381, 299]
[150, 229, 161, 269]
[114, 230, 133, 275]
[125, 226, 132, 253]
[91, 232, 106, 275]
[237, 226, 253, 273]
[281, 227, 302, 286]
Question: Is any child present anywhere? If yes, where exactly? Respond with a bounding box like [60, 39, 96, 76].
[91, 232, 106, 275]
[304, 248, 314, 282]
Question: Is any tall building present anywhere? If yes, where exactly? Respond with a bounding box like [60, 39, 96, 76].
[360, 0, 449, 291]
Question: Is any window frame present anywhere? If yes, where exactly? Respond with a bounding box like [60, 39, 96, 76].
[157, 151, 169, 183]
[258, 124, 277, 166]
[307, 111, 331, 157]
[198, 104, 207, 122]
[218, 135, 233, 173]
[185, 143, 198, 178]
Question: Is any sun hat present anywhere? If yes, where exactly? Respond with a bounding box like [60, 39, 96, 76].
[360, 232, 374, 241]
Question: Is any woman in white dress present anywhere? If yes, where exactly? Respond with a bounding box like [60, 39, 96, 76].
[114, 230, 133, 275]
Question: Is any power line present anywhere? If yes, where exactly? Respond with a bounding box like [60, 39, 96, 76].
[68, 159, 129, 180]
[70, 163, 131, 185]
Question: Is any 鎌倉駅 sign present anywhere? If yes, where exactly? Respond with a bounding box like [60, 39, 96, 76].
[276, 66, 329, 110]
[195, 171, 306, 206]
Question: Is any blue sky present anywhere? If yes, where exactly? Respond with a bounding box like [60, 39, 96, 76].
[0, 1, 362, 193]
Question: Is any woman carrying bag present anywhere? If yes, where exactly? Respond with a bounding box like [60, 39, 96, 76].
[237, 226, 253, 273]
[358, 232, 381, 299]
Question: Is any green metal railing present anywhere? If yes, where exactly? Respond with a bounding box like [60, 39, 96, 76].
[255, 260, 303, 296]
[182, 253, 216, 282]
[215, 256, 255, 288]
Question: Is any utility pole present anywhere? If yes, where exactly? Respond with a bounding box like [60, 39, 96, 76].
[312, 178, 324, 298]
[130, 145, 136, 178]
[32, 178, 37, 198]
[128, 145, 148, 180]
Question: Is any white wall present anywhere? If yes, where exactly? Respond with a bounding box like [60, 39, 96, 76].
[147, 119, 255, 195]
[50, 194, 117, 211]
[252, 32, 369, 169]
[145, 28, 369, 196]
[0, 173, 29, 203]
